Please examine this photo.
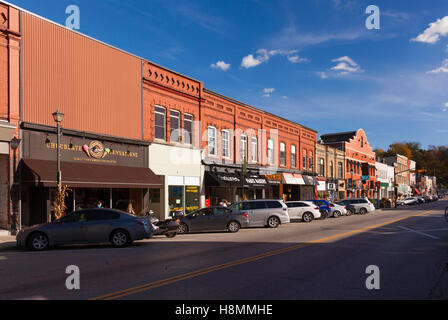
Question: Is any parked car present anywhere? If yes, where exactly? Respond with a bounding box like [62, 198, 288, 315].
[336, 201, 355, 215]
[229, 200, 290, 228]
[417, 197, 426, 204]
[285, 201, 321, 222]
[339, 198, 376, 214]
[328, 202, 348, 218]
[16, 209, 153, 251]
[177, 207, 249, 234]
[397, 197, 419, 206]
[305, 199, 333, 219]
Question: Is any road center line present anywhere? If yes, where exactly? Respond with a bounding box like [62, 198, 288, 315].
[397, 226, 440, 240]
[90, 209, 436, 300]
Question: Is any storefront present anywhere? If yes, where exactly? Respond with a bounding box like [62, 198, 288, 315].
[317, 178, 327, 199]
[167, 176, 201, 216]
[264, 174, 282, 199]
[337, 179, 346, 200]
[279, 173, 317, 201]
[19, 127, 162, 226]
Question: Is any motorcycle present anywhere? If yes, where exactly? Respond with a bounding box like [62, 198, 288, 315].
[144, 210, 180, 238]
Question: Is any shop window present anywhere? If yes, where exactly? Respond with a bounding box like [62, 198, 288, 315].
[184, 114, 193, 145]
[170, 110, 180, 143]
[185, 186, 200, 214]
[222, 130, 230, 158]
[208, 126, 217, 156]
[280, 143, 286, 166]
[154, 106, 166, 140]
[149, 188, 160, 203]
[169, 186, 184, 215]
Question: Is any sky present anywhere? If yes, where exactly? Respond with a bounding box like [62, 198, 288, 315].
[6, 0, 448, 150]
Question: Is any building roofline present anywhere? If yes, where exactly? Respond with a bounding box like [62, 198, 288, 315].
[203, 88, 318, 134]
[0, 0, 201, 84]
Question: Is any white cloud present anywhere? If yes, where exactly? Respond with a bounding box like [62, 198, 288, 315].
[263, 88, 275, 97]
[330, 56, 362, 75]
[317, 71, 328, 79]
[412, 16, 448, 44]
[282, 96, 288, 100]
[241, 49, 307, 69]
[444, 102, 448, 112]
[427, 59, 448, 74]
[211, 60, 231, 71]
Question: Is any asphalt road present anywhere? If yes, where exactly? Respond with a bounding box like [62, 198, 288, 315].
[1, 200, 448, 300]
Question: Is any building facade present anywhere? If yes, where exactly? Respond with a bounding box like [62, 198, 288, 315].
[316, 142, 346, 201]
[320, 130, 377, 199]
[382, 154, 412, 199]
[375, 161, 394, 200]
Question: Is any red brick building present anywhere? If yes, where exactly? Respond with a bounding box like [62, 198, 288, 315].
[0, 0, 319, 228]
[320, 129, 376, 199]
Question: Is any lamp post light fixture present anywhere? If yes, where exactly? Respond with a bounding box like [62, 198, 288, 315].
[52, 110, 64, 190]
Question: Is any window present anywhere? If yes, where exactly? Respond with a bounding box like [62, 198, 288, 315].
[184, 114, 193, 145]
[154, 106, 166, 140]
[309, 156, 313, 170]
[240, 135, 248, 162]
[85, 210, 120, 221]
[208, 127, 217, 156]
[330, 161, 334, 178]
[361, 137, 364, 148]
[170, 110, 180, 142]
[251, 137, 258, 162]
[319, 158, 325, 176]
[291, 145, 296, 168]
[268, 139, 274, 165]
[280, 143, 286, 166]
[222, 130, 230, 158]
[338, 162, 343, 179]
[266, 201, 283, 209]
[303, 151, 307, 169]
[248, 201, 267, 210]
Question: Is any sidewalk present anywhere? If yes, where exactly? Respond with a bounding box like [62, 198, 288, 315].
[0, 234, 16, 251]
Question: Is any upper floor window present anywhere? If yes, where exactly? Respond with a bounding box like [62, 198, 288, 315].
[280, 143, 286, 166]
[154, 106, 166, 140]
[208, 126, 217, 156]
[268, 139, 274, 165]
[361, 137, 364, 148]
[184, 114, 193, 145]
[170, 110, 180, 143]
[330, 161, 334, 178]
[319, 158, 325, 176]
[309, 156, 313, 171]
[303, 151, 307, 169]
[240, 135, 248, 162]
[338, 162, 343, 179]
[222, 130, 230, 158]
[291, 145, 296, 168]
[251, 137, 258, 163]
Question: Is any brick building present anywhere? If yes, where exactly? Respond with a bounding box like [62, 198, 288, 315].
[316, 142, 346, 201]
[0, 1, 320, 229]
[320, 129, 376, 199]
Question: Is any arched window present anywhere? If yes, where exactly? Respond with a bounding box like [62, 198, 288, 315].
[330, 161, 334, 178]
[280, 143, 286, 166]
[291, 145, 296, 168]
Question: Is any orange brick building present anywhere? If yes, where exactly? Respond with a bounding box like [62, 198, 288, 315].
[0, 0, 319, 229]
[320, 129, 377, 199]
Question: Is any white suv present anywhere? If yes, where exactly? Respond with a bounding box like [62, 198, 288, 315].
[230, 200, 290, 228]
[340, 198, 375, 214]
[285, 201, 321, 222]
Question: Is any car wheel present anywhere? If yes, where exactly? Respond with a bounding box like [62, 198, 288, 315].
[346, 209, 353, 216]
[110, 230, 130, 248]
[28, 232, 49, 251]
[165, 232, 177, 238]
[320, 211, 328, 220]
[333, 211, 341, 218]
[227, 221, 241, 233]
[177, 223, 189, 234]
[359, 208, 368, 215]
[302, 212, 314, 223]
[267, 216, 280, 228]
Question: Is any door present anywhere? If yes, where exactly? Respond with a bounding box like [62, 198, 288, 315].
[209, 207, 232, 230]
[49, 212, 86, 244]
[247, 201, 268, 226]
[187, 208, 212, 231]
[286, 202, 301, 219]
[82, 210, 121, 242]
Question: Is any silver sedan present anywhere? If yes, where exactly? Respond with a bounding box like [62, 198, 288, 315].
[16, 209, 153, 251]
[329, 202, 348, 218]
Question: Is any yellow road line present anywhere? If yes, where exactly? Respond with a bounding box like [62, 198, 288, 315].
[90, 209, 436, 300]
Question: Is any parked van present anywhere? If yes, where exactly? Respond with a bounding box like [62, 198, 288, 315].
[229, 200, 290, 228]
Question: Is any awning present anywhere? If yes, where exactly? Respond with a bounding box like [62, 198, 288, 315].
[282, 173, 302, 185]
[243, 174, 269, 189]
[302, 175, 318, 186]
[21, 159, 162, 189]
[205, 171, 242, 187]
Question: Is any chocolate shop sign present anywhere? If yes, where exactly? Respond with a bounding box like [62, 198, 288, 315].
[23, 130, 147, 168]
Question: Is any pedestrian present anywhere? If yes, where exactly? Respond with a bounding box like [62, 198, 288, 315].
[219, 199, 227, 207]
[126, 202, 136, 215]
[97, 200, 103, 208]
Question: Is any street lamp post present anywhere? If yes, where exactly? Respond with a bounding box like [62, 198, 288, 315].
[52, 110, 65, 190]
[10, 137, 22, 235]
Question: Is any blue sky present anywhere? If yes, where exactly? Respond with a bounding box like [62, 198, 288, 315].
[8, 0, 448, 150]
